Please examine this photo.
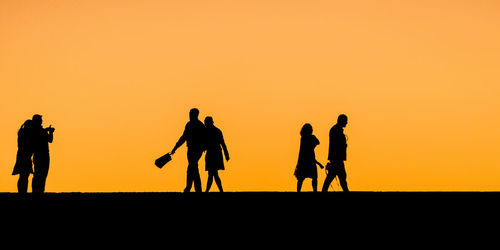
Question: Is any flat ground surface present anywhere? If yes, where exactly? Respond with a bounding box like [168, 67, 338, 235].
[1, 192, 498, 246]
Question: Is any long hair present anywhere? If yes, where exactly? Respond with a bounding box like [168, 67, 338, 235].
[300, 123, 313, 137]
[18, 120, 32, 136]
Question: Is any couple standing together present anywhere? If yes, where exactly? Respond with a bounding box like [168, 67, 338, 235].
[170, 108, 230, 193]
[294, 114, 349, 192]
[12, 114, 55, 194]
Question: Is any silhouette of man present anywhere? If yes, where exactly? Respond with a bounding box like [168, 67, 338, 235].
[322, 114, 349, 192]
[171, 108, 205, 193]
[31, 114, 54, 194]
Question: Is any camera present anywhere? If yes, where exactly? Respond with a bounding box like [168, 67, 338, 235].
[45, 126, 55, 133]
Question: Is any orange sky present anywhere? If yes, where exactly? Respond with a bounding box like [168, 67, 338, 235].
[1, 0, 499, 192]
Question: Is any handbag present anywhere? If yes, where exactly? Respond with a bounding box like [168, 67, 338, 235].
[155, 153, 172, 169]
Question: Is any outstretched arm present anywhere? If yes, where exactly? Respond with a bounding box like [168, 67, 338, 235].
[171, 125, 188, 154]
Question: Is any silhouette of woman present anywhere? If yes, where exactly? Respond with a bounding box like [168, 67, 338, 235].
[294, 123, 323, 192]
[12, 120, 34, 193]
[204, 116, 229, 192]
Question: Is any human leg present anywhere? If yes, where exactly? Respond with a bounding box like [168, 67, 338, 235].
[322, 172, 336, 192]
[337, 162, 349, 192]
[32, 153, 49, 194]
[17, 172, 30, 194]
[193, 169, 202, 193]
[297, 177, 304, 192]
[185, 149, 203, 193]
[206, 171, 214, 192]
[213, 171, 223, 192]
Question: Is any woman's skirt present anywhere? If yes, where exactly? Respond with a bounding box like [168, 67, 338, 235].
[205, 149, 224, 172]
[12, 150, 33, 175]
[294, 162, 317, 179]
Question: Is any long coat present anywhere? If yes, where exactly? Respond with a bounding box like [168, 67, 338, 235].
[294, 134, 320, 179]
[204, 126, 228, 172]
[12, 125, 34, 175]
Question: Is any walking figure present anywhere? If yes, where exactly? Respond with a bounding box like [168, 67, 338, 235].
[322, 114, 349, 192]
[294, 123, 323, 192]
[171, 108, 206, 193]
[203, 116, 229, 192]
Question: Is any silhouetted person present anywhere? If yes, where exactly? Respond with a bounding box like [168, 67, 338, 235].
[322, 114, 349, 192]
[203, 116, 229, 192]
[294, 123, 323, 192]
[31, 114, 54, 194]
[171, 108, 205, 193]
[12, 120, 34, 193]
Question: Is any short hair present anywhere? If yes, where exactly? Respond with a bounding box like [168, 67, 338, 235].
[338, 114, 347, 123]
[204, 116, 214, 124]
[189, 108, 199, 117]
[32, 114, 42, 122]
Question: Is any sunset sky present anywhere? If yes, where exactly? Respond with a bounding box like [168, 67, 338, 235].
[1, 0, 499, 192]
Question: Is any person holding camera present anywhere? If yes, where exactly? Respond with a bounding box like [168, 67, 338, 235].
[31, 114, 55, 194]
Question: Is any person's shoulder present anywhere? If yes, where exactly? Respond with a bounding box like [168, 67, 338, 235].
[196, 120, 205, 128]
[330, 124, 340, 133]
[186, 120, 203, 126]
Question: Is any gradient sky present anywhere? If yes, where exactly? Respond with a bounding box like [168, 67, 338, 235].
[1, 0, 499, 192]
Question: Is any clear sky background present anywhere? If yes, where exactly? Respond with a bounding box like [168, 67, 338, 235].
[1, 0, 499, 192]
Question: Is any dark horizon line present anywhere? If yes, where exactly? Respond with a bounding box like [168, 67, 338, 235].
[1, 190, 498, 194]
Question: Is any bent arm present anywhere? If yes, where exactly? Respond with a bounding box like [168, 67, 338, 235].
[47, 132, 53, 143]
[220, 133, 229, 161]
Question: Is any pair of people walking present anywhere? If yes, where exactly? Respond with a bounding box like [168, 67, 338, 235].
[294, 114, 349, 192]
[12, 114, 55, 194]
[170, 108, 229, 192]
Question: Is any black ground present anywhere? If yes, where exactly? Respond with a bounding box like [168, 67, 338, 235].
[1, 192, 498, 246]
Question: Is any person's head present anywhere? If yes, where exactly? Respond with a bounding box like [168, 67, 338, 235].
[23, 119, 32, 128]
[300, 123, 313, 137]
[337, 114, 348, 128]
[204, 116, 214, 127]
[32, 114, 43, 127]
[189, 108, 199, 121]
[19, 120, 32, 134]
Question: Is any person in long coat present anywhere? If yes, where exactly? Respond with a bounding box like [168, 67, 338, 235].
[294, 123, 323, 192]
[12, 119, 34, 193]
[204, 116, 229, 192]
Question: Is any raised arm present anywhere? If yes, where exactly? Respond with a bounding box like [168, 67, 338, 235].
[46, 126, 54, 143]
[47, 131, 53, 143]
